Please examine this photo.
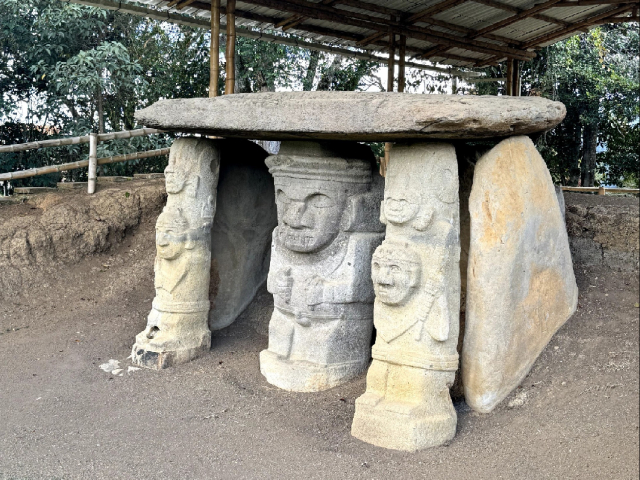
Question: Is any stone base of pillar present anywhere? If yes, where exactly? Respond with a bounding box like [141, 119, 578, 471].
[259, 350, 368, 392]
[351, 395, 457, 452]
[131, 329, 211, 370]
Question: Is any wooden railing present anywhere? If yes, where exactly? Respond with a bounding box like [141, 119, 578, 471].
[0, 128, 168, 194]
[561, 186, 640, 195]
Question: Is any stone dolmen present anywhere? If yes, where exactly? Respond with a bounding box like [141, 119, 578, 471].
[133, 92, 577, 451]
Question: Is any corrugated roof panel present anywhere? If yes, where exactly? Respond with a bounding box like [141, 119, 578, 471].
[434, 3, 512, 31]
[124, 0, 635, 68]
[492, 17, 552, 38]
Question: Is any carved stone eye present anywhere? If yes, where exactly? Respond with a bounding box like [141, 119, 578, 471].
[307, 193, 334, 208]
[276, 189, 290, 204]
[390, 265, 401, 274]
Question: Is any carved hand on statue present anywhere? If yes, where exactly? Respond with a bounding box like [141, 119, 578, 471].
[275, 268, 294, 304]
[305, 275, 325, 308]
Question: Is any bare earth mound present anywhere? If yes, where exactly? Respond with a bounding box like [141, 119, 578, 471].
[0, 187, 638, 479]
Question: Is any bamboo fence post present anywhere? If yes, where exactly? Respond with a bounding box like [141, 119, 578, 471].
[382, 25, 396, 177]
[87, 133, 98, 194]
[387, 26, 396, 93]
[225, 0, 236, 95]
[598, 186, 606, 195]
[210, 0, 221, 97]
[398, 34, 406, 93]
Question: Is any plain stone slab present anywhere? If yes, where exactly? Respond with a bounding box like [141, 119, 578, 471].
[135, 92, 566, 141]
[209, 140, 277, 331]
[462, 136, 578, 413]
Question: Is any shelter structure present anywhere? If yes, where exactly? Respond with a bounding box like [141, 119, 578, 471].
[65, 0, 633, 453]
[70, 0, 638, 95]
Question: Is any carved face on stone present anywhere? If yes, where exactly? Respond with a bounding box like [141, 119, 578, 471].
[372, 243, 421, 306]
[156, 209, 190, 260]
[384, 191, 420, 225]
[164, 152, 190, 194]
[275, 181, 347, 253]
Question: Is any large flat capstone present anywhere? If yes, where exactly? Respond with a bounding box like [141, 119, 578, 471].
[462, 136, 578, 413]
[135, 92, 566, 142]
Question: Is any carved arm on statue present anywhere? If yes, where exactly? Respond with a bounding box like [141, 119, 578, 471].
[416, 280, 449, 342]
[305, 275, 325, 308]
[306, 275, 362, 307]
[268, 267, 293, 304]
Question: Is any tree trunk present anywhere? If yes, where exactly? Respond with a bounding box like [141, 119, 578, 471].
[568, 122, 582, 186]
[316, 55, 342, 91]
[96, 88, 105, 134]
[581, 123, 598, 187]
[303, 50, 320, 91]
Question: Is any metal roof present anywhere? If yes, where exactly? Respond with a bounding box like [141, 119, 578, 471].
[74, 0, 639, 68]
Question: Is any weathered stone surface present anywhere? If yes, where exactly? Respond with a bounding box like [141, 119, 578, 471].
[259, 141, 384, 392]
[565, 193, 639, 271]
[352, 142, 461, 451]
[135, 92, 566, 142]
[462, 136, 578, 413]
[209, 140, 277, 330]
[132, 138, 220, 369]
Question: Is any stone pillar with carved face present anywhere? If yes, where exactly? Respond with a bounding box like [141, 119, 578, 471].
[132, 138, 220, 369]
[352, 142, 461, 451]
[259, 141, 385, 392]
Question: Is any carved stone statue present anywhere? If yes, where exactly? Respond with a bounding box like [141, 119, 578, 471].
[259, 141, 385, 392]
[352, 142, 461, 451]
[132, 138, 220, 369]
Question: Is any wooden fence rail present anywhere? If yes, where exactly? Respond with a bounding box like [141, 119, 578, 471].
[0, 128, 163, 154]
[0, 128, 169, 194]
[0, 148, 171, 182]
[561, 186, 639, 195]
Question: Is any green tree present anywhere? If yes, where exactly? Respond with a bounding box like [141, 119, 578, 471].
[525, 25, 638, 187]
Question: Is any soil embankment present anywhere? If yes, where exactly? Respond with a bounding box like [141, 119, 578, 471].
[0, 186, 638, 479]
[0, 180, 166, 300]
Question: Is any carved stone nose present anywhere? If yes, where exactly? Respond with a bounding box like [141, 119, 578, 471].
[376, 268, 393, 285]
[283, 201, 306, 228]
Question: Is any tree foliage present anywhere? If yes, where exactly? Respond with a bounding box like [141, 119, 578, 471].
[477, 24, 639, 187]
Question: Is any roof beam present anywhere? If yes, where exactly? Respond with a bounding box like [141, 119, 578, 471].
[469, 0, 582, 28]
[345, 0, 524, 47]
[185, 0, 489, 64]
[239, 0, 535, 60]
[470, 0, 565, 39]
[355, 0, 467, 46]
[552, 0, 639, 6]
[67, 0, 488, 73]
[522, 4, 636, 47]
[475, 2, 635, 66]
[276, 0, 340, 31]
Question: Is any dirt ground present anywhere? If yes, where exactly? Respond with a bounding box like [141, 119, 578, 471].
[0, 186, 638, 479]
